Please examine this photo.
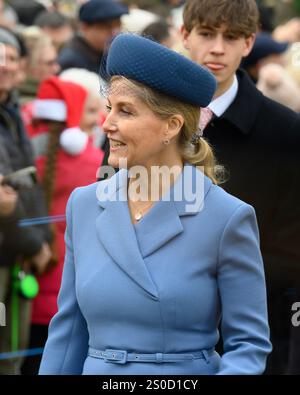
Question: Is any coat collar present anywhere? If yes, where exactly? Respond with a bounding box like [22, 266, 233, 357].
[95, 164, 212, 298]
[219, 69, 264, 135]
[96, 163, 212, 212]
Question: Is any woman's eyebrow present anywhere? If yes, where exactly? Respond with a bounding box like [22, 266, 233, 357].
[107, 98, 135, 107]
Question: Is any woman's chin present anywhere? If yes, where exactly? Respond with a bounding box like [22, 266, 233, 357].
[108, 154, 128, 169]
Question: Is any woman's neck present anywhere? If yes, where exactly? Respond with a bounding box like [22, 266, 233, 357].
[128, 158, 184, 203]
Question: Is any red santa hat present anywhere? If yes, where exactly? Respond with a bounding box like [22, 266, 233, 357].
[33, 76, 89, 155]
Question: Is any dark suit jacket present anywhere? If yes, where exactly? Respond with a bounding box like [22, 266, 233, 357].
[204, 69, 300, 290]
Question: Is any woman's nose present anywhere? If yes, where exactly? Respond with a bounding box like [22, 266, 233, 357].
[102, 113, 117, 134]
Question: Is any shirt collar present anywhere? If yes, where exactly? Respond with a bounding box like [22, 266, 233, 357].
[208, 75, 238, 117]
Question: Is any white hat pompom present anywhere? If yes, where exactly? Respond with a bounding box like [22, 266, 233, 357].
[59, 127, 88, 155]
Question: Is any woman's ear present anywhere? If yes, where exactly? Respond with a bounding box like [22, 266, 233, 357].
[167, 115, 184, 139]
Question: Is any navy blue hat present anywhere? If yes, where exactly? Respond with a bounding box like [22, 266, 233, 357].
[242, 32, 289, 68]
[79, 0, 128, 24]
[105, 33, 217, 107]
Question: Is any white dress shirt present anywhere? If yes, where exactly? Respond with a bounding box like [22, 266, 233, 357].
[208, 75, 239, 117]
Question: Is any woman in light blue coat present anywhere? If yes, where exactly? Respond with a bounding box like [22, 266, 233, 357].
[39, 34, 271, 375]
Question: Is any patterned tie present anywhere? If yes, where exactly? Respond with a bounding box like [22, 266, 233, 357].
[199, 107, 214, 134]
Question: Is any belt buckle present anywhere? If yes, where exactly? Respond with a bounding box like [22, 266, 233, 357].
[103, 349, 127, 364]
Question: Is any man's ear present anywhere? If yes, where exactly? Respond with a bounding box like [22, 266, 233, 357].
[242, 33, 256, 57]
[181, 26, 190, 50]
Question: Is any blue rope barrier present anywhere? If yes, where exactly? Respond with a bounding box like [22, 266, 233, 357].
[0, 347, 44, 360]
[18, 215, 66, 227]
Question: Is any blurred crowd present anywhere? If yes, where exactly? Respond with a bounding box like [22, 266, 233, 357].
[0, 0, 300, 376]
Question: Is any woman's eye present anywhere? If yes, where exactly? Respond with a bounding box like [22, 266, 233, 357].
[121, 108, 132, 115]
[105, 105, 132, 115]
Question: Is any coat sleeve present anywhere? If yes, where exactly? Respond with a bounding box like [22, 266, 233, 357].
[39, 189, 89, 375]
[0, 135, 51, 259]
[217, 204, 272, 375]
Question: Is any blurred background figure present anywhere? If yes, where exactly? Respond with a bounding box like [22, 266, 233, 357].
[121, 8, 158, 34]
[122, 0, 176, 17]
[142, 19, 180, 48]
[9, 0, 46, 27]
[0, 0, 18, 29]
[273, 17, 300, 43]
[21, 76, 104, 375]
[17, 27, 60, 141]
[257, 63, 300, 112]
[256, 0, 275, 33]
[6, 29, 28, 88]
[19, 27, 60, 105]
[33, 10, 73, 53]
[58, 0, 128, 73]
[285, 43, 300, 90]
[242, 32, 289, 83]
[0, 26, 52, 375]
[0, 170, 19, 262]
[60, 67, 107, 147]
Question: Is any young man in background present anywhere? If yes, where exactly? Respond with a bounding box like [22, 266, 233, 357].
[182, 0, 300, 374]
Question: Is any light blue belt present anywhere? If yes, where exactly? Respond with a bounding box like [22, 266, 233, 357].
[88, 347, 214, 364]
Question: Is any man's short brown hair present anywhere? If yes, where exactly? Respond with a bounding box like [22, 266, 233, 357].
[183, 0, 259, 37]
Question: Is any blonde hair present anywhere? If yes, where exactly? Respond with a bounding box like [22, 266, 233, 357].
[110, 76, 224, 184]
[21, 27, 53, 69]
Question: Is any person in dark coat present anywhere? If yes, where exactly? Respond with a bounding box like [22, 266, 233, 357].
[0, 140, 20, 251]
[182, 0, 300, 374]
[0, 166, 18, 250]
[0, 27, 52, 374]
[58, 0, 128, 73]
[9, 0, 46, 26]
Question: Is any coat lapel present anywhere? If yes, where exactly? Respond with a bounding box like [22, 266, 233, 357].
[133, 199, 183, 258]
[95, 169, 159, 299]
[95, 165, 212, 296]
